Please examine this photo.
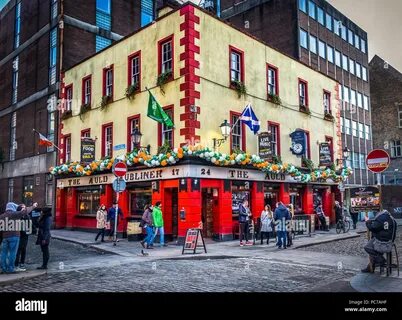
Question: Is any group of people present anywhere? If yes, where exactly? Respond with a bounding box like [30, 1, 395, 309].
[0, 202, 52, 274]
[238, 200, 294, 249]
[94, 201, 167, 249]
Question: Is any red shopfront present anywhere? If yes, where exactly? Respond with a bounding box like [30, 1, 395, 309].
[54, 162, 338, 241]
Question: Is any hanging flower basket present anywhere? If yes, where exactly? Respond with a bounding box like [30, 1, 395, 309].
[268, 93, 282, 105]
[230, 80, 247, 98]
[323, 112, 335, 122]
[100, 95, 112, 111]
[125, 83, 140, 100]
[299, 104, 311, 115]
[61, 109, 73, 120]
[79, 103, 91, 120]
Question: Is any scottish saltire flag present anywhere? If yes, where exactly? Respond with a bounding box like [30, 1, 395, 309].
[240, 104, 260, 134]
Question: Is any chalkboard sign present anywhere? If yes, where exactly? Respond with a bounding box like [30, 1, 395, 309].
[319, 142, 332, 167]
[258, 132, 272, 160]
[350, 186, 380, 212]
[81, 138, 95, 164]
[182, 228, 207, 254]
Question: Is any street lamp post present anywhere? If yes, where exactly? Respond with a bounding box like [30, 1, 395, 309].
[212, 120, 231, 151]
[337, 147, 351, 205]
[131, 126, 150, 153]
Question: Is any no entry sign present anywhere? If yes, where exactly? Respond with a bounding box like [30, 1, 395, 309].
[366, 149, 390, 173]
[113, 161, 127, 177]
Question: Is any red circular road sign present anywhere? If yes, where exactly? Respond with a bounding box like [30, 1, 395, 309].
[113, 162, 127, 177]
[366, 149, 390, 173]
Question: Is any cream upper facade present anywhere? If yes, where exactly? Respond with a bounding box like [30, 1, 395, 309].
[61, 3, 340, 169]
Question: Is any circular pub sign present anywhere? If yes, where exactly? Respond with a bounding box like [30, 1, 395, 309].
[366, 149, 390, 173]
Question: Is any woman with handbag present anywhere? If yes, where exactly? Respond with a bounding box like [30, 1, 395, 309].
[260, 204, 273, 245]
[140, 204, 154, 249]
[95, 204, 107, 242]
[36, 207, 52, 270]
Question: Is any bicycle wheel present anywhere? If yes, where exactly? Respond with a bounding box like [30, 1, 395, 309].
[336, 222, 342, 234]
[344, 220, 350, 233]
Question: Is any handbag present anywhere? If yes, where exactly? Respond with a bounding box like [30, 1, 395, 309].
[139, 220, 147, 228]
[373, 238, 393, 253]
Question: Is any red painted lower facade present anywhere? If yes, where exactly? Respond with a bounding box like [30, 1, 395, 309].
[54, 163, 340, 242]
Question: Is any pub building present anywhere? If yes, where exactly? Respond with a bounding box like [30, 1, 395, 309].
[54, 157, 340, 242]
[53, 3, 347, 242]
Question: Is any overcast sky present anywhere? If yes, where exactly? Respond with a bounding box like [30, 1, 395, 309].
[328, 0, 402, 72]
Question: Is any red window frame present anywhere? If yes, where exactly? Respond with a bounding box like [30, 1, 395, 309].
[229, 45, 245, 86]
[127, 114, 141, 152]
[267, 64, 279, 97]
[102, 65, 114, 100]
[81, 129, 91, 138]
[81, 75, 92, 106]
[64, 134, 71, 163]
[303, 130, 311, 160]
[268, 121, 281, 156]
[101, 122, 113, 158]
[323, 90, 331, 114]
[157, 105, 174, 148]
[230, 111, 246, 153]
[298, 78, 309, 107]
[65, 84, 73, 111]
[158, 35, 174, 80]
[127, 50, 141, 91]
[325, 136, 334, 162]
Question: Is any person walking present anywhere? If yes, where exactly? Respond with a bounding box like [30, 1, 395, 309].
[334, 201, 343, 224]
[315, 204, 328, 231]
[151, 202, 167, 247]
[1, 202, 37, 274]
[238, 199, 251, 246]
[273, 201, 291, 249]
[349, 205, 358, 230]
[36, 207, 52, 270]
[95, 204, 107, 242]
[140, 204, 154, 249]
[286, 204, 295, 247]
[107, 201, 124, 241]
[260, 204, 273, 245]
[14, 204, 31, 271]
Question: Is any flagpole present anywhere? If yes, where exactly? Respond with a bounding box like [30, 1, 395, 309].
[32, 129, 62, 152]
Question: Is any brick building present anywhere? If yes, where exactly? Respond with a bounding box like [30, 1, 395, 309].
[219, 0, 374, 190]
[369, 55, 402, 184]
[0, 0, 174, 210]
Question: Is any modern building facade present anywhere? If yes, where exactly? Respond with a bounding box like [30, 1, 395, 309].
[220, 0, 374, 189]
[53, 3, 349, 241]
[369, 55, 402, 185]
[0, 0, 173, 210]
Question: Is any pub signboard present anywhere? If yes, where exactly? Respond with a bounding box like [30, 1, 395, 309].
[258, 132, 272, 160]
[80, 137, 96, 164]
[319, 142, 332, 167]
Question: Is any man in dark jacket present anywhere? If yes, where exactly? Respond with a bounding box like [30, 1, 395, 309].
[274, 202, 291, 249]
[361, 210, 397, 273]
[0, 202, 37, 273]
[107, 201, 124, 241]
[334, 201, 343, 224]
[349, 206, 358, 230]
[238, 200, 251, 246]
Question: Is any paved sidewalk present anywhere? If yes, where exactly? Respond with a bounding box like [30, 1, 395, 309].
[0, 270, 47, 286]
[350, 272, 402, 292]
[51, 223, 366, 260]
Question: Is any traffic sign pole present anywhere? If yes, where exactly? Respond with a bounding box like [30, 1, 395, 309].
[114, 192, 119, 246]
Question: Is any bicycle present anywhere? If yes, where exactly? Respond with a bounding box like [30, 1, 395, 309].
[336, 215, 351, 234]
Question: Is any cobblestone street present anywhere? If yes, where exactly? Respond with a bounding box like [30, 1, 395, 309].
[0, 234, 364, 292]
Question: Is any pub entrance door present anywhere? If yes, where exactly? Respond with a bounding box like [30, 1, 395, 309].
[201, 188, 216, 238]
[164, 188, 179, 240]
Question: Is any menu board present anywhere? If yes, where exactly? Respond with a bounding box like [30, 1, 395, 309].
[182, 228, 207, 254]
[319, 142, 332, 167]
[350, 187, 380, 212]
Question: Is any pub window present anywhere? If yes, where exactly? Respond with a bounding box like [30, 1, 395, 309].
[267, 65, 279, 96]
[128, 116, 140, 152]
[65, 135, 71, 163]
[232, 182, 250, 220]
[129, 52, 141, 88]
[83, 76, 91, 105]
[231, 113, 243, 152]
[102, 125, 113, 157]
[230, 46, 244, 83]
[159, 36, 173, 75]
[268, 123, 280, 156]
[129, 187, 152, 217]
[103, 66, 114, 98]
[77, 189, 100, 215]
[298, 79, 308, 107]
[65, 85, 73, 111]
[289, 186, 303, 213]
[323, 90, 331, 114]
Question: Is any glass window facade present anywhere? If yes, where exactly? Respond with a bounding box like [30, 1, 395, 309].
[308, 1, 316, 19]
[141, 0, 154, 27]
[309, 35, 317, 53]
[318, 40, 326, 58]
[49, 28, 57, 85]
[300, 29, 308, 49]
[327, 45, 334, 63]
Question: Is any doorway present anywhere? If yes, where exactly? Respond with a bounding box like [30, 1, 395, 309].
[202, 188, 216, 238]
[164, 188, 178, 240]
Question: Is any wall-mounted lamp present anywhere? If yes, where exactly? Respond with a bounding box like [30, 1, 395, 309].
[131, 126, 150, 153]
[213, 120, 232, 150]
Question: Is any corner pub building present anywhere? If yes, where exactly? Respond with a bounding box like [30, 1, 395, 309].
[53, 3, 349, 242]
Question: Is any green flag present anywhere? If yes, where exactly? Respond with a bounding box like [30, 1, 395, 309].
[147, 91, 174, 128]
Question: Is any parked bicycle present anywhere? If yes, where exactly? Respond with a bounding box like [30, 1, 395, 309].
[336, 215, 351, 234]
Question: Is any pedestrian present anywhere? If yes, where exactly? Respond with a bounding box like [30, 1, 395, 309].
[15, 204, 31, 271]
[260, 204, 273, 245]
[315, 204, 328, 231]
[273, 201, 291, 249]
[30, 207, 41, 235]
[361, 210, 397, 273]
[286, 204, 294, 247]
[36, 207, 52, 270]
[95, 204, 107, 242]
[107, 201, 124, 241]
[334, 201, 343, 224]
[238, 199, 251, 246]
[349, 205, 358, 230]
[0, 202, 37, 274]
[140, 204, 154, 249]
[151, 202, 167, 247]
